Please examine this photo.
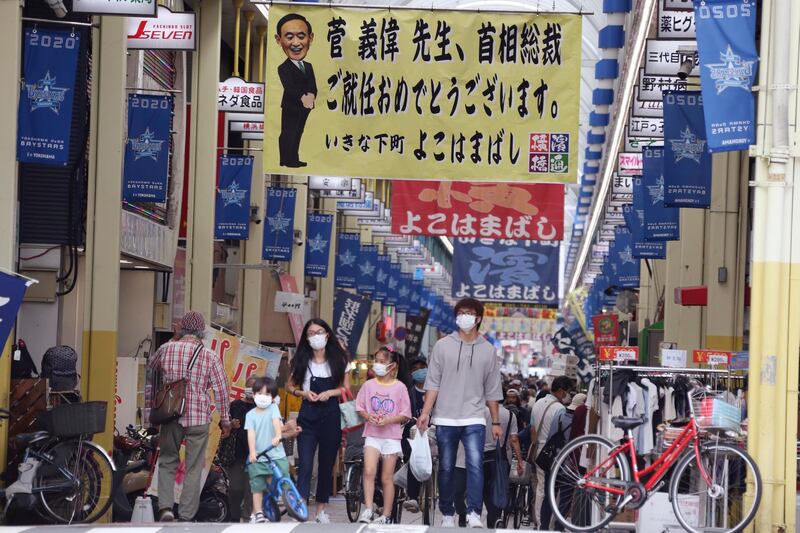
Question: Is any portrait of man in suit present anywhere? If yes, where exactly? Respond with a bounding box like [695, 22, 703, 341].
[274, 13, 317, 168]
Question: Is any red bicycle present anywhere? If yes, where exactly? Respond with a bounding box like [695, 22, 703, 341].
[547, 388, 761, 532]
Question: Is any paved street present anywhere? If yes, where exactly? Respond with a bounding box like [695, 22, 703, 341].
[0, 525, 556, 532]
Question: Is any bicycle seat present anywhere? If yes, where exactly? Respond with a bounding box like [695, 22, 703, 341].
[611, 416, 647, 431]
[15, 431, 50, 446]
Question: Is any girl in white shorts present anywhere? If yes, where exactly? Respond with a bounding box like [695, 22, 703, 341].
[355, 346, 412, 524]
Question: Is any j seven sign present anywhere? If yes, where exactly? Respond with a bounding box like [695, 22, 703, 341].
[127, 6, 196, 50]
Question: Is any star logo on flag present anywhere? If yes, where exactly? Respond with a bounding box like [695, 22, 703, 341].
[220, 180, 247, 207]
[619, 245, 635, 265]
[359, 260, 376, 276]
[388, 277, 399, 290]
[308, 233, 328, 253]
[268, 211, 292, 234]
[705, 45, 755, 94]
[26, 71, 69, 113]
[338, 249, 357, 267]
[648, 174, 665, 206]
[376, 268, 388, 283]
[398, 286, 410, 299]
[129, 128, 166, 161]
[670, 126, 706, 164]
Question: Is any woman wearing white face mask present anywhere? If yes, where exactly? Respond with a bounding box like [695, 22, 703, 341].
[286, 319, 350, 523]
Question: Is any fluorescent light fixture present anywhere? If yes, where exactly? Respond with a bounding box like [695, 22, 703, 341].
[120, 259, 132, 264]
[439, 236, 454, 255]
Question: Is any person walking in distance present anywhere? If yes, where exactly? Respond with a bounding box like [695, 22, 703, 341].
[417, 298, 504, 528]
[148, 311, 232, 522]
[286, 319, 350, 524]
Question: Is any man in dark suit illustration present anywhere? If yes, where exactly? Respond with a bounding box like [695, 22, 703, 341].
[275, 13, 317, 168]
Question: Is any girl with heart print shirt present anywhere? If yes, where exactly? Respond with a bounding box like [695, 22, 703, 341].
[355, 346, 412, 524]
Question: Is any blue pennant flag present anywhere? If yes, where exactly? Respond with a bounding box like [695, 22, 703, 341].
[123, 94, 173, 203]
[18, 27, 81, 166]
[410, 281, 423, 314]
[385, 263, 402, 306]
[333, 290, 371, 354]
[263, 188, 297, 261]
[214, 155, 253, 239]
[663, 92, 711, 208]
[626, 182, 667, 259]
[373, 254, 390, 303]
[304, 213, 333, 277]
[694, 0, 758, 152]
[356, 245, 379, 296]
[334, 233, 360, 288]
[642, 148, 680, 241]
[611, 226, 640, 289]
[0, 271, 32, 353]
[397, 273, 413, 313]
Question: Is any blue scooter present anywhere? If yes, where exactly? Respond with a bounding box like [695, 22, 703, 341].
[255, 446, 308, 522]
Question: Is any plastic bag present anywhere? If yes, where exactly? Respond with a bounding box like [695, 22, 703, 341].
[509, 458, 531, 484]
[409, 429, 433, 481]
[393, 462, 409, 490]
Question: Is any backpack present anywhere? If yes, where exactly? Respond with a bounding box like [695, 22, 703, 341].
[41, 345, 78, 391]
[11, 340, 38, 379]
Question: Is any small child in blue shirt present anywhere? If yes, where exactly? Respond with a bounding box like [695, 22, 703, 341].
[245, 376, 289, 524]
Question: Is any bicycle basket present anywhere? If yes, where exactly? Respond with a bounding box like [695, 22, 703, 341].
[37, 401, 107, 437]
[692, 397, 741, 433]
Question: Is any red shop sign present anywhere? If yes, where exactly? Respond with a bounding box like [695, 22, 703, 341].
[692, 349, 731, 365]
[593, 314, 620, 349]
[391, 181, 564, 241]
[599, 346, 640, 362]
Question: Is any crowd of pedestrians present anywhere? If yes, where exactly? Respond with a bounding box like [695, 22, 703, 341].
[147, 303, 585, 528]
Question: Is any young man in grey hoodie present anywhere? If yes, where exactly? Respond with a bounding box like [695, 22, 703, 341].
[418, 298, 503, 528]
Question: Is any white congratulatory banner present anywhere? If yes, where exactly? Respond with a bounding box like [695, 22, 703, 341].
[127, 6, 196, 50]
[74, 0, 157, 16]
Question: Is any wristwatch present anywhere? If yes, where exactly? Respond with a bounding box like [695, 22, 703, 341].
[492, 422, 501, 426]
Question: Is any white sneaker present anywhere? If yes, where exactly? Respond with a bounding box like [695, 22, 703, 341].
[358, 509, 374, 523]
[467, 511, 485, 528]
[372, 515, 390, 525]
[403, 499, 420, 513]
[441, 515, 456, 528]
[315, 510, 331, 524]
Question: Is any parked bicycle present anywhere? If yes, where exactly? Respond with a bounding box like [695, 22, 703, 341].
[547, 386, 761, 533]
[343, 455, 406, 524]
[505, 477, 533, 529]
[4, 402, 117, 524]
[256, 445, 307, 523]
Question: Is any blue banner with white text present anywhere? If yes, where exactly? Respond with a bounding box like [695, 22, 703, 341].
[694, 0, 758, 152]
[663, 91, 711, 208]
[0, 272, 31, 353]
[356, 245, 379, 296]
[626, 182, 667, 259]
[123, 94, 173, 202]
[610, 226, 640, 288]
[373, 254, 390, 302]
[334, 233, 360, 288]
[214, 155, 253, 239]
[333, 290, 371, 354]
[304, 213, 333, 277]
[263, 187, 297, 261]
[452, 238, 559, 304]
[397, 273, 413, 313]
[642, 148, 680, 241]
[17, 27, 80, 166]
[385, 263, 402, 306]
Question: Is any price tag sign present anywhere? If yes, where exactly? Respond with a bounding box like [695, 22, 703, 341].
[661, 349, 687, 368]
[600, 346, 639, 362]
[274, 290, 304, 313]
[692, 349, 731, 365]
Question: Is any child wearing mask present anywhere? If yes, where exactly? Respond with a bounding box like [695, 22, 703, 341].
[355, 346, 412, 524]
[246, 376, 288, 524]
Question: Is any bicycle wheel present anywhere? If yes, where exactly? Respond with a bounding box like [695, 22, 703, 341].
[37, 439, 115, 524]
[344, 463, 362, 523]
[548, 435, 631, 532]
[280, 480, 308, 522]
[263, 496, 281, 522]
[421, 479, 432, 525]
[669, 442, 761, 533]
[512, 484, 524, 529]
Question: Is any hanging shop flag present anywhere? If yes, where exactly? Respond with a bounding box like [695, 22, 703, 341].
[373, 254, 390, 302]
[123, 94, 173, 202]
[356, 245, 379, 295]
[410, 282, 423, 314]
[396, 273, 413, 314]
[264, 4, 581, 183]
[625, 181, 667, 259]
[610, 226, 640, 289]
[694, 0, 758, 152]
[332, 290, 372, 354]
[392, 181, 564, 240]
[385, 263, 402, 306]
[334, 232, 360, 288]
[262, 187, 297, 261]
[0, 271, 33, 353]
[17, 27, 80, 166]
[452, 238, 559, 305]
[304, 213, 333, 277]
[642, 148, 680, 241]
[214, 154, 253, 239]
[663, 91, 711, 208]
[405, 307, 431, 360]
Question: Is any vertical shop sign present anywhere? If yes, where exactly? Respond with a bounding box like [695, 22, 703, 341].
[17, 27, 80, 166]
[663, 91, 711, 208]
[334, 232, 360, 288]
[356, 245, 379, 295]
[262, 188, 297, 261]
[405, 308, 431, 359]
[642, 148, 680, 241]
[304, 213, 333, 277]
[214, 154, 253, 239]
[124, 94, 173, 202]
[333, 290, 371, 353]
[694, 0, 758, 152]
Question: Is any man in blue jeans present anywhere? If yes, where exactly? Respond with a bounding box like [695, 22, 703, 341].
[418, 298, 503, 528]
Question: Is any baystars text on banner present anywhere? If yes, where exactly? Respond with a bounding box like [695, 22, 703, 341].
[264, 5, 581, 183]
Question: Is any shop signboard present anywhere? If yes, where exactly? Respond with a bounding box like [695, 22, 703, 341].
[274, 290, 305, 313]
[592, 314, 619, 350]
[241, 133, 263, 141]
[632, 88, 664, 118]
[618, 152, 644, 176]
[663, 0, 693, 9]
[304, 213, 333, 277]
[628, 116, 664, 138]
[642, 148, 680, 241]
[730, 351, 749, 370]
[452, 238, 559, 305]
[392, 181, 564, 240]
[657, 5, 696, 39]
[263, 4, 582, 183]
[661, 348, 687, 367]
[320, 182, 365, 199]
[262, 187, 297, 261]
[309, 176, 355, 191]
[218, 77, 265, 113]
[598, 345, 638, 362]
[663, 91, 711, 208]
[230, 121, 264, 133]
[214, 154, 253, 240]
[122, 94, 173, 202]
[74, 0, 157, 16]
[693, 349, 731, 365]
[227, 112, 264, 123]
[638, 68, 688, 102]
[338, 191, 374, 212]
[17, 27, 80, 166]
[644, 39, 699, 77]
[405, 307, 431, 359]
[126, 6, 196, 50]
[625, 131, 664, 152]
[334, 232, 360, 288]
[694, 0, 758, 152]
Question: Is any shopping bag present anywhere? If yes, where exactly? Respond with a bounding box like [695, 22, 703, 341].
[409, 429, 433, 481]
[509, 458, 531, 483]
[492, 443, 510, 509]
[393, 462, 410, 490]
[339, 388, 363, 433]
